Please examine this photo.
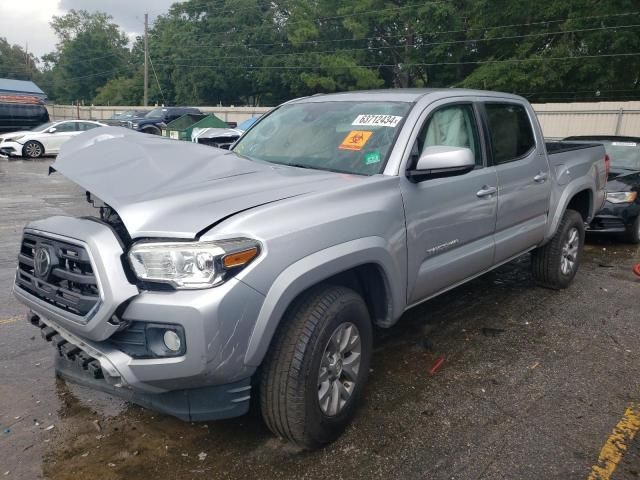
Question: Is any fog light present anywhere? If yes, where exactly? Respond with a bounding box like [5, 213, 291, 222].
[163, 330, 181, 352]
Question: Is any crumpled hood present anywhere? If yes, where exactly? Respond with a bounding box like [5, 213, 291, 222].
[53, 127, 359, 239]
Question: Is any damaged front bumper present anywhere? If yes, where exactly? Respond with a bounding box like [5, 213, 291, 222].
[13, 216, 265, 421]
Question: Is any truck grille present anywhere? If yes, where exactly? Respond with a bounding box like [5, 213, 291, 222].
[15, 233, 100, 317]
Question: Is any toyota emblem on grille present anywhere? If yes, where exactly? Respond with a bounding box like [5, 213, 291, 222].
[34, 246, 51, 278]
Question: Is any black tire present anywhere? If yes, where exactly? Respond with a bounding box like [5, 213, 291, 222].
[626, 216, 640, 244]
[22, 140, 44, 158]
[259, 284, 372, 449]
[531, 209, 585, 289]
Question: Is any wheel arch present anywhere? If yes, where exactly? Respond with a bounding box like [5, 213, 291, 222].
[243, 237, 404, 367]
[141, 125, 161, 135]
[544, 181, 594, 243]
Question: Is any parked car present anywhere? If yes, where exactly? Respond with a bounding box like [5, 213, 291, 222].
[0, 100, 49, 134]
[564, 135, 640, 243]
[14, 89, 607, 449]
[102, 110, 148, 127]
[193, 116, 260, 148]
[0, 120, 106, 158]
[127, 107, 203, 135]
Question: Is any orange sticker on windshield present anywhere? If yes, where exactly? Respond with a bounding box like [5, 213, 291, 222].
[339, 130, 373, 151]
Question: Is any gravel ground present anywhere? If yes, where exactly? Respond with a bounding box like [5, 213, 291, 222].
[0, 156, 638, 480]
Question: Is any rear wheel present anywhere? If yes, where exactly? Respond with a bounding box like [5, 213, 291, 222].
[22, 140, 44, 158]
[259, 284, 372, 449]
[531, 209, 585, 289]
[626, 216, 640, 244]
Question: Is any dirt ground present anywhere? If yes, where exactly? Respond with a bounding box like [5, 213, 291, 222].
[1, 156, 638, 480]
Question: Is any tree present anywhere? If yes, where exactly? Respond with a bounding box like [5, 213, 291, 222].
[0, 38, 39, 81]
[40, 10, 133, 103]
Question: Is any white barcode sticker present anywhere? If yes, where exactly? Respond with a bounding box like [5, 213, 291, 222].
[352, 114, 403, 128]
[612, 142, 637, 147]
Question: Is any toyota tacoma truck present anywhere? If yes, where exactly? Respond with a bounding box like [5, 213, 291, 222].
[13, 89, 607, 448]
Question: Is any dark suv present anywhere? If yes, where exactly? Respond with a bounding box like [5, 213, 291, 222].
[0, 102, 50, 133]
[127, 107, 203, 135]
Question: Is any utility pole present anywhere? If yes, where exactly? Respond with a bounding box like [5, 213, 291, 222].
[143, 13, 149, 106]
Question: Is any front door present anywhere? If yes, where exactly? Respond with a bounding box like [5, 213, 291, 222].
[400, 102, 498, 304]
[45, 121, 78, 153]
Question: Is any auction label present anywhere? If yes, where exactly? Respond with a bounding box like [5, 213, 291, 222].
[353, 114, 402, 128]
[339, 130, 373, 151]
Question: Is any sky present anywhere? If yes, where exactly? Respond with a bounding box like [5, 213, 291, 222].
[0, 0, 184, 59]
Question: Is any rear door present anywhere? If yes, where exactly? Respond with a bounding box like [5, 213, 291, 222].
[480, 102, 551, 263]
[400, 100, 498, 304]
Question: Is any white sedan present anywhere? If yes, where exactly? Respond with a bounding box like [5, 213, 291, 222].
[0, 120, 106, 158]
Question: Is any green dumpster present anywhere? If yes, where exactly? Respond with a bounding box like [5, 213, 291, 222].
[162, 113, 228, 141]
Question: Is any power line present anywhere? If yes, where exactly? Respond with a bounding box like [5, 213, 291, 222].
[148, 10, 640, 49]
[154, 23, 640, 63]
[149, 0, 448, 42]
[154, 51, 640, 71]
[148, 54, 167, 105]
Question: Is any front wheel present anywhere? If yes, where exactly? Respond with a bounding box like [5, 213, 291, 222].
[22, 140, 44, 158]
[259, 284, 372, 449]
[531, 209, 585, 289]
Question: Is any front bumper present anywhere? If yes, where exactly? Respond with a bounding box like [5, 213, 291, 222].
[588, 202, 639, 233]
[13, 216, 266, 420]
[0, 140, 21, 156]
[28, 313, 251, 421]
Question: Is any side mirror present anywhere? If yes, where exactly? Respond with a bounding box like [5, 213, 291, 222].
[407, 146, 475, 181]
[47, 127, 57, 133]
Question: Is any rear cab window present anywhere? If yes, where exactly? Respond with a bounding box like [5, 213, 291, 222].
[484, 103, 536, 164]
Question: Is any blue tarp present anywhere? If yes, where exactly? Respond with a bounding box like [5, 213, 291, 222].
[0, 78, 46, 98]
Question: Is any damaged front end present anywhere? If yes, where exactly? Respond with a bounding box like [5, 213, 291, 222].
[11, 127, 277, 420]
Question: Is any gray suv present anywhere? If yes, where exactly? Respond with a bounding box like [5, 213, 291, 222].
[13, 89, 607, 448]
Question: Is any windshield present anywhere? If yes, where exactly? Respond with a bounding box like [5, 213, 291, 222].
[232, 101, 412, 175]
[600, 141, 640, 171]
[145, 108, 165, 119]
[31, 122, 54, 132]
[112, 110, 137, 119]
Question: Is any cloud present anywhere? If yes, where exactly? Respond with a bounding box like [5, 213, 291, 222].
[0, 0, 182, 59]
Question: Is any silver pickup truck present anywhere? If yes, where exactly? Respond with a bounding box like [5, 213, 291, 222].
[13, 89, 607, 448]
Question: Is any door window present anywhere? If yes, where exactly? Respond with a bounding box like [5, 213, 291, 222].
[414, 104, 483, 166]
[485, 103, 535, 164]
[78, 122, 100, 131]
[54, 122, 76, 132]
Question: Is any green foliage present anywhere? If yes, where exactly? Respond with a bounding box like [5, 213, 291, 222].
[26, 1, 640, 105]
[40, 10, 132, 103]
[0, 38, 39, 80]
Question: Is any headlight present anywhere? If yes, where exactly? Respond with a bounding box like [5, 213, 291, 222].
[6, 135, 24, 142]
[132, 123, 139, 129]
[128, 238, 260, 289]
[606, 191, 637, 204]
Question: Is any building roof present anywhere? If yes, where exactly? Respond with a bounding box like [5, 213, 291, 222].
[0, 78, 46, 97]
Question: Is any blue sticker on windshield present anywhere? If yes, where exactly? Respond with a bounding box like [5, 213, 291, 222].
[364, 151, 382, 165]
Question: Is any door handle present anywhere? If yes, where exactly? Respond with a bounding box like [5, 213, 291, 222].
[476, 186, 497, 198]
[534, 171, 549, 183]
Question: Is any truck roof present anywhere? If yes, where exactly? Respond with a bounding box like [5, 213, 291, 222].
[291, 88, 526, 104]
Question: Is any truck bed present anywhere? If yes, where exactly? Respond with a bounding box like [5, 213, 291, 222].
[545, 141, 602, 155]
